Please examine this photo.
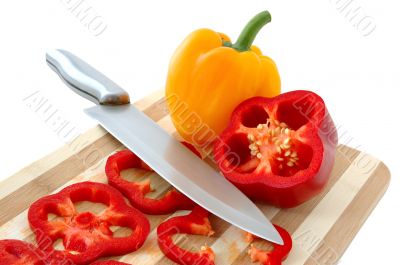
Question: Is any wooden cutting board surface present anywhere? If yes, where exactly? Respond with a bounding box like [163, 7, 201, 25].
[0, 90, 390, 265]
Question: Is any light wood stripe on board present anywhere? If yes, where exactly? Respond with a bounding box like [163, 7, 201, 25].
[304, 162, 390, 265]
[285, 152, 380, 264]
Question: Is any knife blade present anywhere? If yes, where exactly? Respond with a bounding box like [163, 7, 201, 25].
[46, 49, 283, 245]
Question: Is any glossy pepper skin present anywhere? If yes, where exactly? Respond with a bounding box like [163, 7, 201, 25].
[246, 225, 292, 265]
[157, 207, 215, 265]
[28, 182, 150, 265]
[0, 239, 77, 265]
[0, 239, 46, 265]
[214, 90, 338, 208]
[105, 143, 198, 215]
[166, 11, 280, 147]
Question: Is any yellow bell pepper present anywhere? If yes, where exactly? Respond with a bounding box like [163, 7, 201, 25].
[166, 11, 280, 148]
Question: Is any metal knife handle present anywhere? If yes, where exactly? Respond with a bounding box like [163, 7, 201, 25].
[46, 49, 130, 105]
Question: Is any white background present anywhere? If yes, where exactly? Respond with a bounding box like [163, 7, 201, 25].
[0, 0, 398, 264]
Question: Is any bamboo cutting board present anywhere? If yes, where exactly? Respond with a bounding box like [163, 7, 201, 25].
[0, 90, 390, 265]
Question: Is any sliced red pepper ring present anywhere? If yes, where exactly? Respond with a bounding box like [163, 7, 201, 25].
[28, 181, 150, 265]
[105, 142, 199, 215]
[157, 206, 215, 265]
[246, 225, 292, 265]
[90, 261, 130, 265]
[0, 239, 45, 265]
[214, 90, 338, 207]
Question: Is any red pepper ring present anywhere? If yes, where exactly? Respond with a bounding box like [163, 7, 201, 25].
[0, 239, 45, 265]
[246, 225, 292, 265]
[105, 142, 199, 215]
[214, 90, 338, 207]
[28, 181, 150, 265]
[157, 206, 215, 265]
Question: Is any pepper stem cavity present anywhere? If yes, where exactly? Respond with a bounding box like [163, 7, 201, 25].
[228, 11, 272, 52]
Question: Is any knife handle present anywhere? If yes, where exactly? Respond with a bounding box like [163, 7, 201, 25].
[46, 49, 130, 105]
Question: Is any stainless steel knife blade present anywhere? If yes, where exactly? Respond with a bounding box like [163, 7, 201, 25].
[46, 49, 283, 245]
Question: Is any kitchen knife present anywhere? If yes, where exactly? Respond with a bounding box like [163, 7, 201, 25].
[46, 49, 283, 245]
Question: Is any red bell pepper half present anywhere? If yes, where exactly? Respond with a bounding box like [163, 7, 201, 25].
[105, 143, 198, 215]
[157, 206, 215, 265]
[246, 225, 292, 265]
[214, 90, 338, 207]
[28, 181, 150, 265]
[0, 239, 45, 265]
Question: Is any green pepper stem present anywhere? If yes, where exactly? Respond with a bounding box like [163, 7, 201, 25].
[231, 11, 271, 52]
